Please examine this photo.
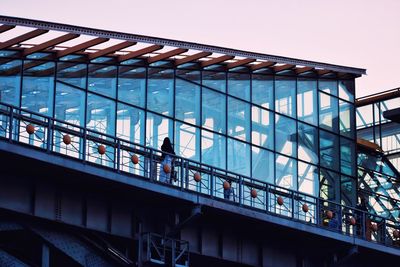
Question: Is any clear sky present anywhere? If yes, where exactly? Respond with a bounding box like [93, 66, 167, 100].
[1, 0, 399, 97]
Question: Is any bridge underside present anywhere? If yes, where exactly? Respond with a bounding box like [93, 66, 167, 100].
[0, 144, 398, 267]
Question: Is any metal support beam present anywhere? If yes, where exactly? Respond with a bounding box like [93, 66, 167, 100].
[23, 33, 80, 56]
[201, 55, 234, 68]
[88, 40, 136, 60]
[56, 37, 109, 58]
[42, 244, 50, 267]
[0, 29, 48, 50]
[118, 44, 163, 62]
[175, 51, 212, 66]
[147, 48, 188, 64]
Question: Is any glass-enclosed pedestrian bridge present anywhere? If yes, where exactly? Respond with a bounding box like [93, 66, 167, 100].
[0, 102, 399, 248]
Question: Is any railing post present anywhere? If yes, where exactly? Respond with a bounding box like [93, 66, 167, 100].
[291, 191, 295, 219]
[149, 149, 154, 181]
[210, 168, 214, 198]
[171, 238, 176, 267]
[361, 211, 366, 240]
[46, 119, 52, 152]
[265, 183, 269, 212]
[9, 107, 13, 143]
[184, 161, 189, 190]
[116, 139, 121, 172]
[238, 176, 243, 206]
[316, 198, 321, 226]
[82, 129, 87, 162]
[180, 159, 184, 190]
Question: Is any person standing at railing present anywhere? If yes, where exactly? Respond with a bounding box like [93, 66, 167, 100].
[159, 137, 175, 183]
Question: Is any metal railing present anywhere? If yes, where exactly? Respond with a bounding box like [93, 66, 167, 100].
[0, 102, 399, 248]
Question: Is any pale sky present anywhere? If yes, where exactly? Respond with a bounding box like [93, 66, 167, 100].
[1, 0, 399, 98]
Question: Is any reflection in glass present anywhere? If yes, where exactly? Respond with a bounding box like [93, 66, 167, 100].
[55, 83, 85, 126]
[339, 80, 354, 102]
[275, 77, 296, 117]
[117, 103, 144, 145]
[298, 161, 318, 196]
[228, 97, 250, 141]
[276, 154, 297, 190]
[298, 122, 318, 164]
[340, 137, 355, 176]
[319, 80, 337, 96]
[297, 79, 317, 125]
[252, 74, 273, 109]
[228, 72, 250, 101]
[252, 146, 274, 184]
[118, 66, 145, 108]
[0, 59, 21, 106]
[227, 138, 250, 176]
[319, 92, 338, 132]
[175, 76, 200, 125]
[320, 130, 339, 171]
[86, 93, 115, 135]
[147, 68, 174, 116]
[201, 129, 226, 169]
[88, 64, 117, 98]
[175, 121, 200, 161]
[275, 114, 297, 157]
[320, 168, 339, 201]
[146, 112, 173, 150]
[202, 88, 226, 134]
[22, 61, 55, 116]
[202, 71, 226, 92]
[339, 100, 354, 138]
[57, 62, 86, 89]
[251, 105, 273, 150]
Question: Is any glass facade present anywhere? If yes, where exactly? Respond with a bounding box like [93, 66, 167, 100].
[0, 51, 357, 203]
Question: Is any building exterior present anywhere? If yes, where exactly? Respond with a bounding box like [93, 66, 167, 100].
[0, 16, 398, 266]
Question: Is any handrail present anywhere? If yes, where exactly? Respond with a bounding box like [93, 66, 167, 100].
[0, 102, 399, 248]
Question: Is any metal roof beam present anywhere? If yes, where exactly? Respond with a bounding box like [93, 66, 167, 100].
[201, 55, 234, 68]
[23, 33, 80, 56]
[175, 51, 212, 66]
[56, 37, 109, 58]
[0, 29, 48, 50]
[295, 66, 314, 74]
[250, 61, 276, 71]
[0, 24, 15, 33]
[118, 44, 163, 62]
[147, 48, 188, 64]
[88, 41, 136, 60]
[317, 69, 332, 76]
[227, 58, 256, 69]
[273, 64, 296, 73]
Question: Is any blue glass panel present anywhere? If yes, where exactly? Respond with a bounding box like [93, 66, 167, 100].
[88, 64, 117, 98]
[297, 79, 317, 125]
[146, 112, 173, 150]
[319, 168, 339, 201]
[298, 161, 318, 196]
[202, 88, 226, 134]
[57, 62, 87, 89]
[175, 76, 200, 125]
[251, 105, 273, 149]
[275, 114, 297, 157]
[175, 121, 200, 161]
[0, 50, 18, 57]
[118, 67, 146, 108]
[356, 104, 373, 129]
[340, 137, 355, 176]
[117, 103, 144, 145]
[147, 68, 174, 116]
[0, 59, 21, 106]
[228, 138, 250, 176]
[252, 146, 274, 184]
[252, 74, 273, 109]
[339, 100, 354, 139]
[275, 154, 297, 190]
[55, 82, 85, 126]
[275, 77, 296, 117]
[319, 92, 339, 133]
[228, 97, 250, 142]
[228, 72, 250, 101]
[319, 130, 339, 171]
[319, 80, 338, 96]
[338, 80, 355, 102]
[86, 93, 115, 135]
[202, 71, 226, 92]
[298, 122, 318, 164]
[201, 129, 226, 170]
[21, 61, 55, 116]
